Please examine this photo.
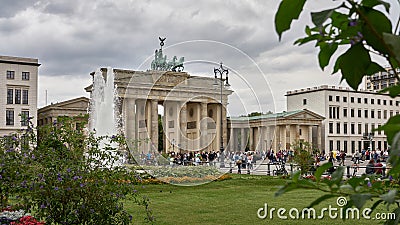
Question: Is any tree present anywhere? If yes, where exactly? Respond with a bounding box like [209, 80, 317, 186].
[275, 0, 400, 224]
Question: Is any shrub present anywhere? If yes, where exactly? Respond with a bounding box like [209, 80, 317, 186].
[1, 117, 152, 224]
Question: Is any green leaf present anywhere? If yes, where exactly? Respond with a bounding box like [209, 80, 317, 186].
[380, 189, 398, 204]
[331, 166, 345, 185]
[362, 0, 390, 13]
[350, 193, 372, 209]
[377, 115, 400, 143]
[311, 9, 334, 28]
[370, 199, 384, 213]
[383, 33, 400, 64]
[275, 0, 307, 40]
[337, 43, 371, 90]
[347, 176, 366, 189]
[275, 182, 298, 197]
[307, 194, 336, 208]
[315, 162, 333, 182]
[318, 43, 338, 70]
[379, 84, 400, 98]
[292, 170, 301, 182]
[365, 62, 385, 75]
[362, 8, 392, 54]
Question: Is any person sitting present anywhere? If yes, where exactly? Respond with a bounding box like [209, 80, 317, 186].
[374, 159, 384, 175]
[365, 159, 375, 175]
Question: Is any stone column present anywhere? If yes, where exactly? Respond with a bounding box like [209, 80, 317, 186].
[285, 125, 290, 150]
[124, 98, 136, 140]
[259, 127, 264, 152]
[266, 126, 271, 151]
[179, 102, 187, 151]
[151, 99, 158, 152]
[240, 128, 246, 151]
[200, 102, 208, 151]
[308, 126, 313, 145]
[317, 125, 322, 150]
[249, 127, 254, 151]
[274, 125, 281, 151]
[295, 124, 300, 140]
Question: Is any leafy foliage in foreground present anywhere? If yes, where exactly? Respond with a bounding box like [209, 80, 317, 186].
[275, 0, 400, 224]
[0, 117, 153, 224]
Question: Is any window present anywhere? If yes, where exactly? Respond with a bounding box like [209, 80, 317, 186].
[358, 109, 362, 118]
[390, 110, 393, 117]
[329, 106, 340, 119]
[14, 89, 21, 104]
[397, 101, 400, 106]
[337, 140, 340, 151]
[336, 96, 340, 102]
[371, 99, 374, 104]
[351, 108, 355, 117]
[7, 89, 13, 104]
[7, 71, 15, 79]
[358, 123, 362, 134]
[22, 90, 28, 104]
[351, 123, 355, 134]
[344, 123, 348, 134]
[371, 110, 375, 118]
[364, 109, 368, 118]
[384, 110, 387, 119]
[299, 129, 302, 135]
[378, 110, 381, 119]
[351, 141, 356, 153]
[6, 109, 14, 125]
[303, 99, 307, 105]
[383, 100, 387, 105]
[364, 98, 368, 104]
[344, 140, 348, 153]
[329, 123, 334, 134]
[377, 99, 381, 105]
[329, 95, 333, 101]
[20, 111, 29, 126]
[357, 98, 361, 103]
[22, 72, 30, 80]
[378, 124, 381, 135]
[343, 108, 348, 117]
[365, 123, 369, 134]
[390, 100, 393, 106]
[329, 140, 334, 151]
[336, 122, 340, 134]
[371, 124, 375, 135]
[343, 96, 347, 102]
[350, 97, 354, 103]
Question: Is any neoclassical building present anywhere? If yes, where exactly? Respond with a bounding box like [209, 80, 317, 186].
[87, 68, 232, 154]
[227, 109, 324, 152]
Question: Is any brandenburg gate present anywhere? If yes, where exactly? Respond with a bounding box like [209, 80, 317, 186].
[88, 38, 233, 154]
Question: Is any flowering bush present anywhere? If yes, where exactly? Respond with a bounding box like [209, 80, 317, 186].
[10, 215, 44, 225]
[0, 116, 153, 224]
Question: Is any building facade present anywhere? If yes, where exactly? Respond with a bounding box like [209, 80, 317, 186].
[86, 68, 232, 154]
[37, 97, 89, 130]
[0, 56, 40, 136]
[286, 85, 400, 153]
[364, 67, 400, 91]
[227, 109, 324, 153]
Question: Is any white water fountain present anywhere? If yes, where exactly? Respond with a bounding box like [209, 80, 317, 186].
[90, 67, 118, 136]
[89, 67, 124, 166]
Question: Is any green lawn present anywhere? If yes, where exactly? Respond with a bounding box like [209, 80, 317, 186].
[127, 175, 395, 225]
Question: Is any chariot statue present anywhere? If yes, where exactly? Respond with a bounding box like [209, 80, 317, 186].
[150, 37, 184, 72]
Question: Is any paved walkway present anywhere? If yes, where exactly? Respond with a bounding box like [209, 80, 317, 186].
[218, 158, 388, 177]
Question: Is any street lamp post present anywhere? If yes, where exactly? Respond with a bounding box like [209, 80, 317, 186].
[214, 62, 229, 168]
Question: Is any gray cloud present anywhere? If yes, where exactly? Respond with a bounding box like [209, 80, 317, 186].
[2, 0, 396, 112]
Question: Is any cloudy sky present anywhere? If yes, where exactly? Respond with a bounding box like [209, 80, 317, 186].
[1, 0, 398, 116]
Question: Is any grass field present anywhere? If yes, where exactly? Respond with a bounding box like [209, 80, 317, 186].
[127, 174, 396, 225]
